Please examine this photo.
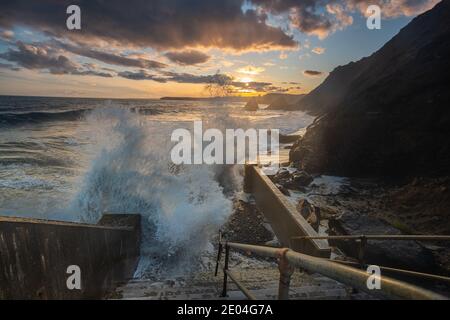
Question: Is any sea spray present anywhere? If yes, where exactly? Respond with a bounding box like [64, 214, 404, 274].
[69, 107, 233, 276]
[0, 97, 314, 241]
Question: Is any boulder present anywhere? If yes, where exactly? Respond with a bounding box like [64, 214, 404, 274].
[329, 211, 437, 272]
[287, 171, 313, 188]
[271, 169, 313, 191]
[271, 169, 291, 184]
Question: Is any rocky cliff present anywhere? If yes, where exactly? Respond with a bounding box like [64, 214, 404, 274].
[291, 0, 450, 177]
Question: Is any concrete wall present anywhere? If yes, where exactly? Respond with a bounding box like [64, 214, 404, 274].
[0, 214, 140, 299]
[244, 165, 330, 258]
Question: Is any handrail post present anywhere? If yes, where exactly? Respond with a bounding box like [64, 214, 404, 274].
[221, 243, 230, 297]
[278, 248, 294, 300]
[215, 242, 222, 277]
[358, 236, 367, 269]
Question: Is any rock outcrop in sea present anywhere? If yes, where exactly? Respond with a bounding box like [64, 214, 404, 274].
[244, 98, 259, 111]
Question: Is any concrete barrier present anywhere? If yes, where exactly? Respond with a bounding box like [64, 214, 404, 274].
[0, 213, 140, 299]
[244, 165, 330, 258]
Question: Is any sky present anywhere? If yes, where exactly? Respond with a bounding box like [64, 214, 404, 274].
[0, 0, 441, 99]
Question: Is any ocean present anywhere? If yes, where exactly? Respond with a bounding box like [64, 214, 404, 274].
[0, 95, 314, 276]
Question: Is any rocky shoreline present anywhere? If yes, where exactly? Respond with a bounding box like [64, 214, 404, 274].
[267, 166, 450, 275]
[267, 1, 450, 277]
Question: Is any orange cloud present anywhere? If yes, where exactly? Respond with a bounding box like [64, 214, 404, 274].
[236, 65, 265, 75]
[312, 47, 326, 55]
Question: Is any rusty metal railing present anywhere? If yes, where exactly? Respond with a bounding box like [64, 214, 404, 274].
[330, 259, 450, 285]
[291, 235, 450, 241]
[215, 234, 448, 300]
[292, 234, 450, 270]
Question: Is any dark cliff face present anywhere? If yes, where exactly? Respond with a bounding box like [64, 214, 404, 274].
[291, 0, 450, 177]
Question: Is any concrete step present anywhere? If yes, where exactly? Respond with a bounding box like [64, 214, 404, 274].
[111, 268, 369, 300]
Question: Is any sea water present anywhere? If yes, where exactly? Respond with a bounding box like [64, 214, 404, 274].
[0, 95, 314, 276]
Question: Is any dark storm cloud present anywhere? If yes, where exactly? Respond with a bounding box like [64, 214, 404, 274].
[117, 70, 276, 92]
[344, 0, 440, 17]
[0, 0, 296, 51]
[165, 50, 210, 65]
[0, 41, 77, 74]
[117, 70, 167, 82]
[250, 0, 438, 38]
[0, 62, 19, 71]
[72, 69, 113, 77]
[0, 41, 112, 77]
[251, 0, 350, 38]
[303, 70, 323, 77]
[163, 72, 233, 84]
[54, 40, 167, 69]
[119, 70, 232, 84]
[232, 81, 272, 91]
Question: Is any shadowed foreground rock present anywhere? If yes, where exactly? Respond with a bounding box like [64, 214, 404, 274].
[329, 212, 437, 273]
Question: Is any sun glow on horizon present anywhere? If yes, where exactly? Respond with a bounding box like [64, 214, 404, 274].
[239, 77, 254, 83]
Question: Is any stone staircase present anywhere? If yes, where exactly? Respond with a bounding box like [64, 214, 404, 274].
[111, 255, 371, 300]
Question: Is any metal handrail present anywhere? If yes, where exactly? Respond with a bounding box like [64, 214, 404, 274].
[330, 259, 450, 285]
[291, 234, 450, 269]
[292, 235, 450, 241]
[216, 240, 448, 300]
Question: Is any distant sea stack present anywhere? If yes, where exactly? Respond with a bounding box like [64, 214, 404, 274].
[262, 93, 304, 110]
[244, 98, 259, 111]
[291, 0, 450, 177]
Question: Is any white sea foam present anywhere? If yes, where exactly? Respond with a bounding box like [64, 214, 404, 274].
[67, 107, 235, 276]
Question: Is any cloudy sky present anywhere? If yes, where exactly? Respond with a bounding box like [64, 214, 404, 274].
[0, 0, 440, 98]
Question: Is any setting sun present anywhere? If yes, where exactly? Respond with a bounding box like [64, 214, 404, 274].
[239, 77, 253, 83]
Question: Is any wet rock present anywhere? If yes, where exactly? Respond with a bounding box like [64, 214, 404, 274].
[276, 184, 290, 196]
[296, 199, 321, 231]
[329, 211, 437, 272]
[316, 206, 338, 219]
[285, 171, 313, 188]
[271, 168, 313, 191]
[271, 169, 291, 184]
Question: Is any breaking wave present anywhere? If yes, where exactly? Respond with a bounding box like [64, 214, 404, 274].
[68, 107, 236, 277]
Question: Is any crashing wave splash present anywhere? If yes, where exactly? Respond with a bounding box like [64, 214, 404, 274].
[69, 107, 236, 277]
